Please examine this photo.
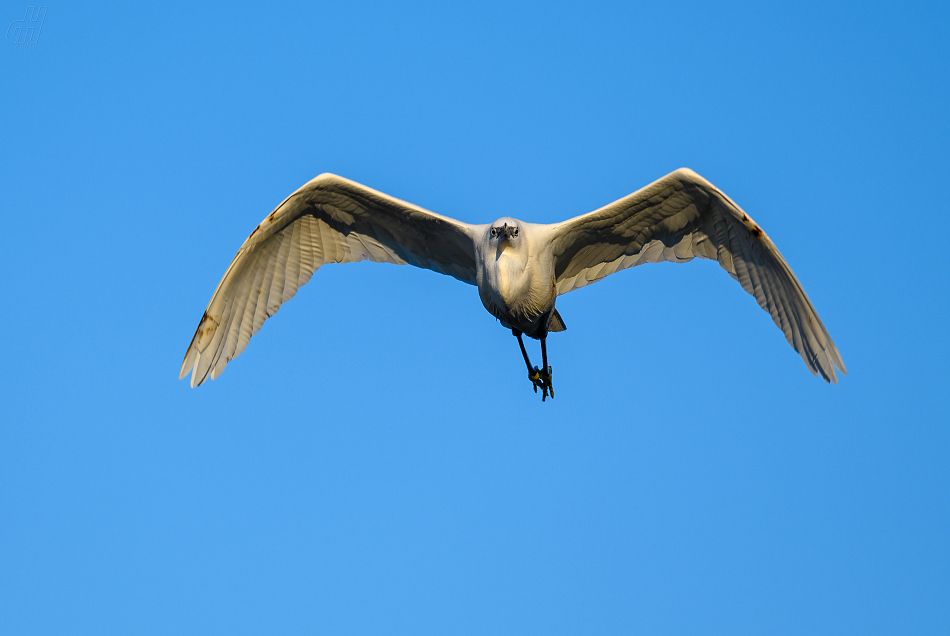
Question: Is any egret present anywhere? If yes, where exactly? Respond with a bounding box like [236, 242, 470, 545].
[180, 169, 845, 400]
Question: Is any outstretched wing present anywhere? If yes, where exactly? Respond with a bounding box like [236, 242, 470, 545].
[549, 168, 846, 382]
[180, 174, 478, 387]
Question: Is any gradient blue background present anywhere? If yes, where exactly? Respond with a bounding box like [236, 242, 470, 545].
[2, 2, 948, 633]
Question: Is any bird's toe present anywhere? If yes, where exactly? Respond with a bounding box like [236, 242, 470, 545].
[528, 367, 543, 395]
[528, 366, 554, 401]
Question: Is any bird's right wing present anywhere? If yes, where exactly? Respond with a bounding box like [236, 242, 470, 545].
[180, 174, 478, 387]
[548, 168, 845, 383]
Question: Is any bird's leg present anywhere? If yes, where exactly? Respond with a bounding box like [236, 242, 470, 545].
[514, 330, 545, 396]
[538, 335, 554, 401]
[513, 329, 553, 401]
[514, 330, 534, 373]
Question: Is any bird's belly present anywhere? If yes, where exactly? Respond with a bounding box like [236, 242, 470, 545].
[478, 255, 553, 331]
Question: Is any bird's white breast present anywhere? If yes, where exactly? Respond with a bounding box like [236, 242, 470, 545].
[493, 249, 527, 307]
[476, 235, 555, 330]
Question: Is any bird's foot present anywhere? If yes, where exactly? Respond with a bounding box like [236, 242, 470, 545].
[528, 366, 554, 402]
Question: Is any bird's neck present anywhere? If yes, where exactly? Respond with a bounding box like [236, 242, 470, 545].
[494, 249, 528, 308]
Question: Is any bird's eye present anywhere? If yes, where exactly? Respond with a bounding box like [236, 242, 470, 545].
[513, 228, 519, 237]
[490, 228, 497, 237]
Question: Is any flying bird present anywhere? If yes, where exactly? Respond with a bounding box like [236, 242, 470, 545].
[180, 169, 845, 399]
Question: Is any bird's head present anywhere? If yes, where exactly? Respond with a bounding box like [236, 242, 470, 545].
[489, 218, 521, 242]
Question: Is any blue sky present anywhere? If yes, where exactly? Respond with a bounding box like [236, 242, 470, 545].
[1, 1, 948, 634]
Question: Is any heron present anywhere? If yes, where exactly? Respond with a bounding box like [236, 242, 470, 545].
[180, 168, 845, 400]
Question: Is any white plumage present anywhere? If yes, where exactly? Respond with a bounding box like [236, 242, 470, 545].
[180, 168, 845, 394]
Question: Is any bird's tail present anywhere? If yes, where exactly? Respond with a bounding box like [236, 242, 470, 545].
[548, 309, 567, 332]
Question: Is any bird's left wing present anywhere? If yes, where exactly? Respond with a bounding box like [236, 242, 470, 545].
[180, 174, 478, 387]
[548, 168, 845, 382]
